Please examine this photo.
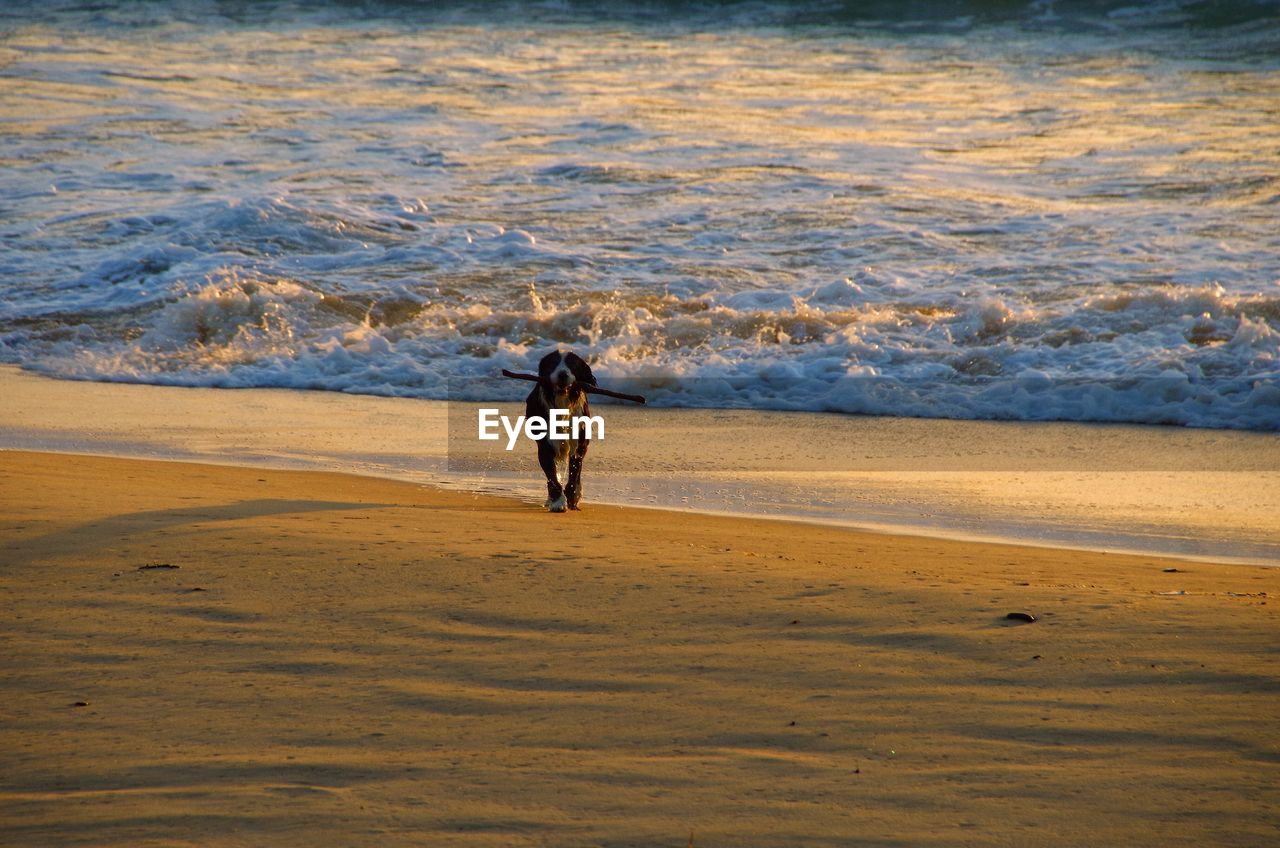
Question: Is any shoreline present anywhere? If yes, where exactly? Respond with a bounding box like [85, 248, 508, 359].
[7, 442, 1278, 568]
[3, 449, 1278, 847]
[3, 365, 1278, 565]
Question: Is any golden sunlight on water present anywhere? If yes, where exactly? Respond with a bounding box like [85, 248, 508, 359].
[2, 6, 1277, 429]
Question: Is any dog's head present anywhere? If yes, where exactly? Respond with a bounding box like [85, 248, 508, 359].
[538, 349, 596, 395]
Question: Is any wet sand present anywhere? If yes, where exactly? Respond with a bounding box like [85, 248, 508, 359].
[4, 366, 1278, 563]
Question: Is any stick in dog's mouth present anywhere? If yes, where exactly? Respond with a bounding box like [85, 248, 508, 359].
[499, 370, 647, 404]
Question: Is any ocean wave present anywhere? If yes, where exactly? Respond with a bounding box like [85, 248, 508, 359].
[7, 270, 1277, 429]
[13, 0, 1276, 33]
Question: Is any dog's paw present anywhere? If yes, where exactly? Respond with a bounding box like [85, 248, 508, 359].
[547, 493, 568, 513]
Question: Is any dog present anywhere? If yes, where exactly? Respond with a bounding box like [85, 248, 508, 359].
[526, 350, 596, 512]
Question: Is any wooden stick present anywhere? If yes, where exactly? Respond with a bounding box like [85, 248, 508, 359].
[500, 369, 647, 404]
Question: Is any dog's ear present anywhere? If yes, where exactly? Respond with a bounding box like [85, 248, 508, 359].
[564, 352, 597, 386]
[537, 350, 562, 378]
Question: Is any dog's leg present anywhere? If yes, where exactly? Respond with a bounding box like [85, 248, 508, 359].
[565, 438, 589, 510]
[538, 439, 566, 512]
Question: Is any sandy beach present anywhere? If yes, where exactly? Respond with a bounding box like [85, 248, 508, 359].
[3, 449, 1277, 847]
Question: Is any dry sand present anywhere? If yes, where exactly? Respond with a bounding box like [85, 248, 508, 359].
[2, 450, 1278, 847]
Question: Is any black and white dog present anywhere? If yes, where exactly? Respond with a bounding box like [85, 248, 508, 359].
[526, 350, 596, 512]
